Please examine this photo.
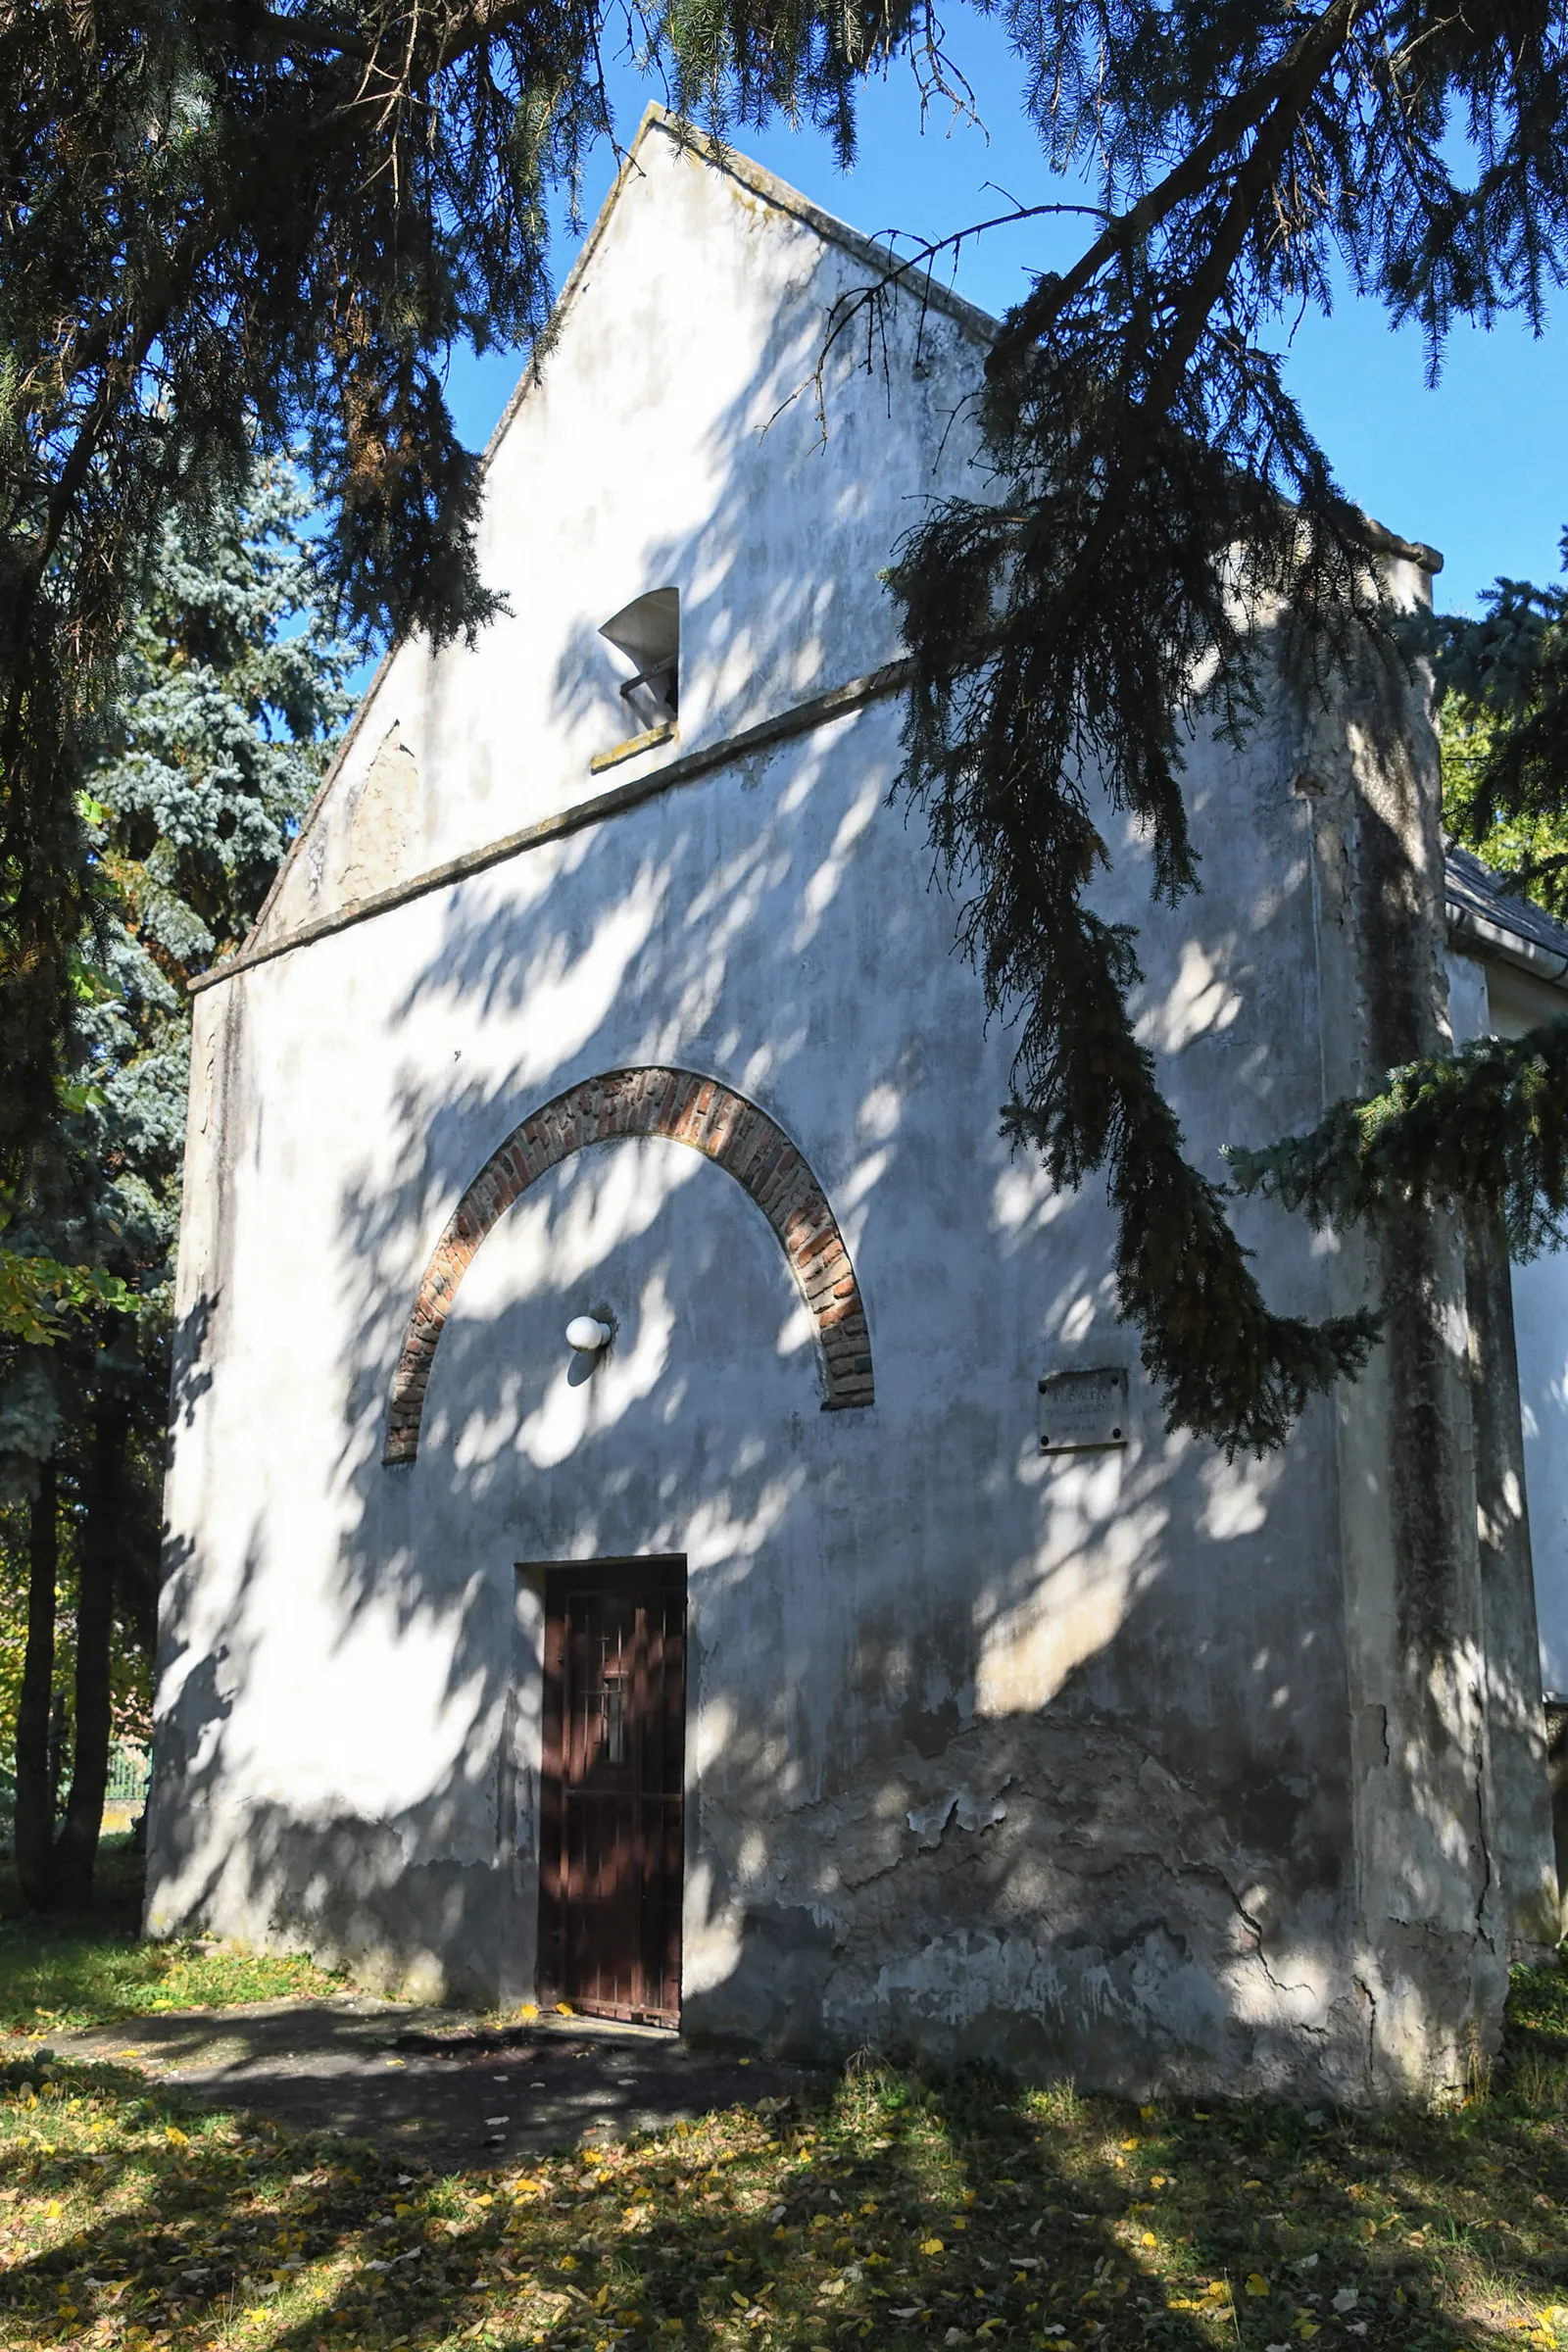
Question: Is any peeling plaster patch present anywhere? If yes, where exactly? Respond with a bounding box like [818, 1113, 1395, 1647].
[689, 1712, 1357, 2093]
[906, 1781, 1011, 1846]
[341, 727, 422, 902]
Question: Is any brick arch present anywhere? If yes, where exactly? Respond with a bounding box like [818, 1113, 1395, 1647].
[382, 1067, 874, 1464]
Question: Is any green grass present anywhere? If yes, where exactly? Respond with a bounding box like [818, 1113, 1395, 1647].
[0, 1999, 1565, 2352]
[0, 1872, 1561, 2352]
[0, 1845, 343, 2038]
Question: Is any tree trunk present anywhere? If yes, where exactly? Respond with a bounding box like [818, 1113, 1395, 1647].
[14, 1457, 58, 1908]
[46, 1693, 65, 1823]
[53, 1398, 127, 1908]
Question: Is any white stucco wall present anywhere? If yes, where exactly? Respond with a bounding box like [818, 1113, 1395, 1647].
[253, 122, 990, 941]
[151, 113, 1527, 2096]
[162, 662, 1363, 2081]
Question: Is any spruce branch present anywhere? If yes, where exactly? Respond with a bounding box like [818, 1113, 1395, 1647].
[1228, 1019, 1568, 1261]
[1430, 532, 1568, 910]
[888, 0, 1568, 1445]
[10, 0, 1568, 1455]
[890, 225, 1390, 1450]
[986, 0, 1363, 378]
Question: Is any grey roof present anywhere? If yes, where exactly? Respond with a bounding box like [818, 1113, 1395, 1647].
[1445, 842, 1568, 984]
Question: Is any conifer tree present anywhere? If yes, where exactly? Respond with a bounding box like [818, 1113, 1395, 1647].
[7, 0, 1568, 1450]
[877, 0, 1568, 1448]
[1436, 540, 1568, 917]
[1227, 543, 1568, 1273]
[0, 460, 350, 1906]
[0, 0, 879, 1191]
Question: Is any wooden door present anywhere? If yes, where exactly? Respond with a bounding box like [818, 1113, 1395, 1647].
[538, 1557, 686, 2027]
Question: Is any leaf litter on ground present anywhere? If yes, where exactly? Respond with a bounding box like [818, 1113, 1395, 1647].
[0, 1963, 1561, 2348]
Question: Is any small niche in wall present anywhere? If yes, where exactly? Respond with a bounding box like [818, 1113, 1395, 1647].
[1038, 1367, 1128, 1453]
[591, 588, 679, 773]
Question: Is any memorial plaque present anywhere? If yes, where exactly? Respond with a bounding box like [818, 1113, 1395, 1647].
[1038, 1367, 1129, 1454]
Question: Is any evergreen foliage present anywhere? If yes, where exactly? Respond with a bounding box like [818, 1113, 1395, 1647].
[0, 0, 898, 1191]
[0, 459, 350, 1905]
[8, 0, 1568, 1452]
[884, 0, 1568, 1447]
[1227, 1017, 1568, 1259]
[1224, 554, 1568, 1292]
[1434, 538, 1568, 914]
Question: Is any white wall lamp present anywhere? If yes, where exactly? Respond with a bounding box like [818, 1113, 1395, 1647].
[565, 1314, 612, 1354]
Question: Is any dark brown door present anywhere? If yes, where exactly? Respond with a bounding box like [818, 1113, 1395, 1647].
[538, 1557, 686, 2027]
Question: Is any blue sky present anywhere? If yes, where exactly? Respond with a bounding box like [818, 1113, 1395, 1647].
[443, 9, 1564, 619]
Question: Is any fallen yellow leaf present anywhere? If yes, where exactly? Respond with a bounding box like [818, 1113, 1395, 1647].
[920, 2237, 945, 2256]
[1246, 2275, 1271, 2296]
[1143, 2232, 1157, 2247]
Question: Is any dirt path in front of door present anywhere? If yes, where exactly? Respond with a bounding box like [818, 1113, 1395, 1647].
[42, 1999, 822, 2171]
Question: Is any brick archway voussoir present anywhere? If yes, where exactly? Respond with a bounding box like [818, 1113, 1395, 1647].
[383, 1066, 873, 1464]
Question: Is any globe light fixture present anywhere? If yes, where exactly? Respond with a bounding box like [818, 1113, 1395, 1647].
[565, 1314, 612, 1353]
